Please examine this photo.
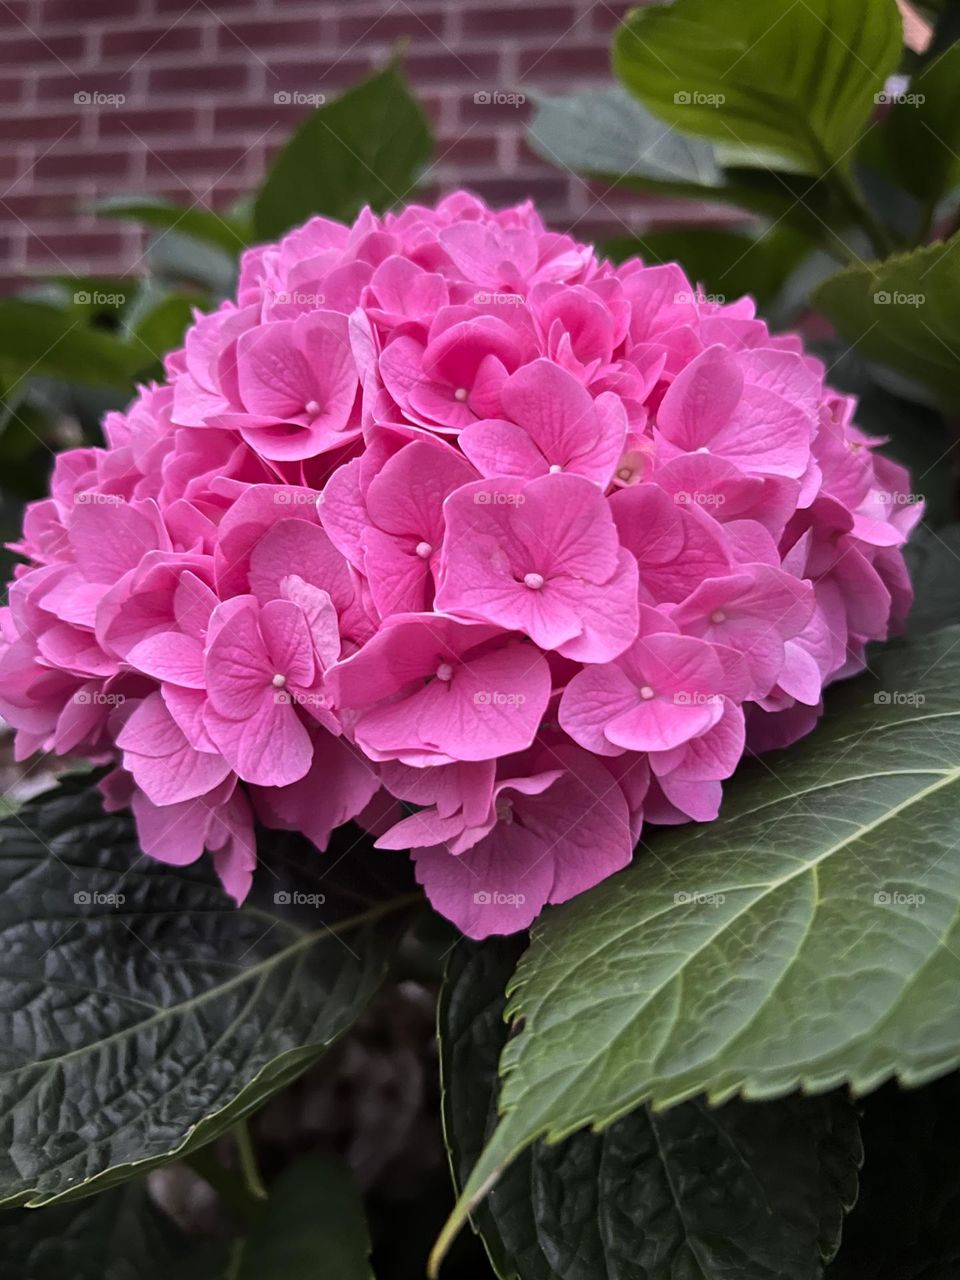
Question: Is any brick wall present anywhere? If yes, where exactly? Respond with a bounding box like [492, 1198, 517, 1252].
[0, 0, 719, 291]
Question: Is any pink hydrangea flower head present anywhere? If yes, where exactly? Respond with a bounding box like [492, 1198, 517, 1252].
[0, 193, 918, 933]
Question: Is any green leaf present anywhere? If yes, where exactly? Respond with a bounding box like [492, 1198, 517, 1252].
[876, 43, 960, 206]
[614, 0, 902, 175]
[0, 300, 144, 391]
[122, 285, 206, 368]
[525, 89, 848, 246]
[0, 1179, 190, 1280]
[904, 525, 960, 635]
[254, 64, 433, 241]
[432, 626, 960, 1270]
[0, 778, 419, 1208]
[812, 341, 954, 526]
[527, 87, 723, 194]
[602, 224, 812, 307]
[813, 235, 960, 406]
[828, 1074, 960, 1279]
[440, 940, 860, 1280]
[95, 197, 250, 255]
[236, 1153, 374, 1280]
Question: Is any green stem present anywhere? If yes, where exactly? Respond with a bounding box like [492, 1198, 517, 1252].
[184, 1144, 264, 1221]
[234, 1118, 268, 1202]
[830, 169, 896, 259]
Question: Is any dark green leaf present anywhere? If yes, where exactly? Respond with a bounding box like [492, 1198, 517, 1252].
[813, 235, 960, 407]
[0, 300, 144, 391]
[876, 43, 960, 206]
[254, 64, 433, 240]
[440, 940, 860, 1280]
[614, 0, 902, 175]
[434, 625, 960, 1267]
[0, 1179, 190, 1280]
[0, 778, 418, 1208]
[904, 525, 960, 635]
[123, 288, 206, 368]
[95, 197, 249, 255]
[603, 224, 812, 307]
[236, 1153, 373, 1280]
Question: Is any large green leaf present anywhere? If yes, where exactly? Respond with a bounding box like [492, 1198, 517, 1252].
[95, 197, 249, 256]
[0, 778, 419, 1208]
[440, 940, 860, 1280]
[614, 0, 902, 176]
[236, 1153, 373, 1280]
[432, 626, 960, 1268]
[0, 1179, 192, 1280]
[254, 64, 432, 240]
[527, 88, 723, 194]
[0, 300, 145, 391]
[525, 89, 838, 237]
[813, 236, 960, 406]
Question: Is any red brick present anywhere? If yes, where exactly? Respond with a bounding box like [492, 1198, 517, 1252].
[434, 134, 498, 167]
[336, 8, 450, 44]
[215, 17, 326, 52]
[0, 1, 35, 29]
[403, 50, 501, 86]
[43, 0, 144, 19]
[100, 24, 206, 58]
[0, 194, 78, 220]
[98, 106, 199, 138]
[148, 63, 250, 95]
[1, 115, 82, 143]
[144, 144, 254, 180]
[213, 104, 294, 134]
[26, 229, 123, 262]
[467, 175, 570, 207]
[460, 90, 532, 126]
[462, 6, 576, 37]
[261, 54, 370, 90]
[518, 43, 612, 79]
[0, 32, 87, 64]
[32, 149, 136, 181]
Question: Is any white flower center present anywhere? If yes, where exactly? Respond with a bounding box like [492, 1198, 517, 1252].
[639, 685, 655, 700]
[453, 387, 469, 402]
[548, 463, 562, 473]
[617, 465, 634, 482]
[271, 673, 287, 688]
[435, 662, 454, 682]
[415, 540, 433, 559]
[523, 572, 545, 590]
[710, 609, 726, 624]
[305, 400, 321, 416]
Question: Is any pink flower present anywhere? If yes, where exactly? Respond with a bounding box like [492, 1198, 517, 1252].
[0, 193, 920, 933]
[459, 358, 628, 486]
[226, 311, 360, 460]
[436, 473, 639, 662]
[330, 613, 551, 764]
[411, 747, 634, 939]
[203, 596, 335, 787]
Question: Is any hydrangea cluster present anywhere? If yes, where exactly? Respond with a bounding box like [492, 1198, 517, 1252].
[0, 194, 919, 938]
